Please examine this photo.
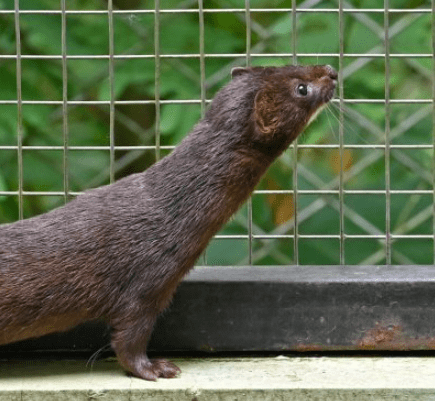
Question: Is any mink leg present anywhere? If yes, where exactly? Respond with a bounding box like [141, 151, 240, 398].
[110, 316, 180, 381]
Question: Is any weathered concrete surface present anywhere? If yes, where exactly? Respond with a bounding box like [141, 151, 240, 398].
[1, 356, 435, 400]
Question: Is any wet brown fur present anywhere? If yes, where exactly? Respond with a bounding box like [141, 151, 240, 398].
[0, 65, 337, 380]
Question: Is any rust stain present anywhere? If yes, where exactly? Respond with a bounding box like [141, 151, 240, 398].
[290, 322, 435, 352]
[294, 344, 324, 352]
[357, 323, 435, 351]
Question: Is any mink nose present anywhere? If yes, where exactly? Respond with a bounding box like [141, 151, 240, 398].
[325, 65, 338, 81]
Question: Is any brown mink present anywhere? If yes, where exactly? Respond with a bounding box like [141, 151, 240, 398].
[0, 64, 337, 380]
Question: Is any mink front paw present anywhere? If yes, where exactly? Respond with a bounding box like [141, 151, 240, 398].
[127, 358, 181, 381]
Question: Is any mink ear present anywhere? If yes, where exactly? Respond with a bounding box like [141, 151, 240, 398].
[253, 89, 279, 140]
[231, 67, 250, 79]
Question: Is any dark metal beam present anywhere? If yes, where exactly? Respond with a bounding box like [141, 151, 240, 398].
[2, 265, 435, 355]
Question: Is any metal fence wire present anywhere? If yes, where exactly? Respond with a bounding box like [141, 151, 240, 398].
[0, 0, 434, 266]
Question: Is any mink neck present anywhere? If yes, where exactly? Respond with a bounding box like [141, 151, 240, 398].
[147, 121, 274, 257]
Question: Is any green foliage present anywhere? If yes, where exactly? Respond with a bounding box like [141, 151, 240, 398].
[0, 0, 433, 265]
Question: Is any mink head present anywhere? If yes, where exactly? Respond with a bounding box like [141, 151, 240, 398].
[207, 64, 337, 157]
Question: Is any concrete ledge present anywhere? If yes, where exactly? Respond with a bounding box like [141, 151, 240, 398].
[1, 357, 435, 400]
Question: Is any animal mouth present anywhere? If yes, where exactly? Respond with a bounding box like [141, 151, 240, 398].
[325, 76, 337, 102]
[320, 67, 337, 103]
[328, 79, 337, 100]
[307, 78, 336, 126]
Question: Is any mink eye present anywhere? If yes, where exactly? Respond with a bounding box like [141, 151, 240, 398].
[297, 84, 308, 96]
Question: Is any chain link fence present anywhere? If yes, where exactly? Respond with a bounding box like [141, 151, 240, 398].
[0, 0, 434, 266]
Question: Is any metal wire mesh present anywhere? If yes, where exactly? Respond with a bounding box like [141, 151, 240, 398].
[0, 0, 434, 266]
